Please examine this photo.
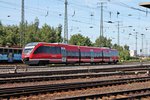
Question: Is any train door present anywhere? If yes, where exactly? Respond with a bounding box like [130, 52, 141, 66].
[109, 50, 113, 62]
[90, 49, 94, 63]
[3, 49, 8, 61]
[0, 48, 3, 61]
[8, 49, 13, 62]
[61, 47, 66, 63]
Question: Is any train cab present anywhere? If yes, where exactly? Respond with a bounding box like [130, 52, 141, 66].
[22, 42, 40, 65]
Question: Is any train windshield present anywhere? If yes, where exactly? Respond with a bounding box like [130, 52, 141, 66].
[24, 48, 33, 54]
[25, 42, 39, 47]
[23, 42, 39, 54]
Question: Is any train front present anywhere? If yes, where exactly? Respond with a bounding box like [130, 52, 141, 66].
[22, 42, 39, 65]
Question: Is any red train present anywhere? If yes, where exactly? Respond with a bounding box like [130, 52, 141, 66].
[22, 42, 119, 65]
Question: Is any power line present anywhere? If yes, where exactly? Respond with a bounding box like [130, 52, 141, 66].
[110, 1, 150, 14]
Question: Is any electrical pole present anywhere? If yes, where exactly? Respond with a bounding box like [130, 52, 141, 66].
[117, 21, 120, 46]
[141, 34, 144, 56]
[98, 2, 105, 47]
[146, 40, 148, 57]
[135, 32, 138, 57]
[21, 0, 25, 46]
[64, 0, 68, 44]
[100, 2, 103, 37]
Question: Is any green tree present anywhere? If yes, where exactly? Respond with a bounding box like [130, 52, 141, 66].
[69, 33, 92, 46]
[0, 25, 20, 46]
[0, 19, 63, 47]
[0, 21, 2, 26]
[40, 24, 52, 42]
[34, 17, 39, 31]
[0, 23, 6, 46]
[94, 36, 112, 47]
[25, 22, 40, 43]
[56, 24, 63, 43]
[112, 44, 130, 61]
[124, 44, 129, 50]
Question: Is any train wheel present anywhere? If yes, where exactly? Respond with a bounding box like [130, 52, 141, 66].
[114, 61, 117, 64]
[38, 61, 48, 66]
[78, 62, 81, 65]
[108, 62, 111, 64]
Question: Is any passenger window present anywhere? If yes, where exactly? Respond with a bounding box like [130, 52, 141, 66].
[0, 49, 3, 54]
[18, 50, 22, 54]
[4, 49, 8, 54]
[9, 49, 13, 53]
[14, 50, 17, 53]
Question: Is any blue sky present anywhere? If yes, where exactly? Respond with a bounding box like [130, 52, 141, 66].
[0, 0, 150, 54]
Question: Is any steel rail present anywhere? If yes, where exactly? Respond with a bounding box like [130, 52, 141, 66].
[0, 76, 150, 99]
[0, 65, 150, 78]
[0, 71, 146, 84]
[57, 88, 150, 100]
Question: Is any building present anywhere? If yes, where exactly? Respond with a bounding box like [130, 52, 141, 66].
[130, 50, 137, 57]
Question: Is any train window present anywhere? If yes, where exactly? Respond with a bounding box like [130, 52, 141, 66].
[103, 51, 106, 57]
[56, 47, 61, 54]
[81, 52, 84, 57]
[68, 51, 77, 57]
[86, 52, 88, 57]
[34, 46, 61, 54]
[85, 52, 87, 57]
[26, 42, 38, 47]
[67, 51, 70, 56]
[76, 52, 78, 57]
[50, 47, 61, 54]
[4, 49, 8, 54]
[96, 52, 98, 57]
[87, 52, 89, 57]
[69, 51, 71, 56]
[24, 48, 33, 54]
[72, 51, 74, 57]
[34, 46, 45, 54]
[86, 52, 89, 57]
[18, 50, 22, 54]
[44, 46, 51, 53]
[0, 48, 3, 54]
[61, 48, 66, 56]
[14, 50, 17, 53]
[99, 52, 102, 57]
[70, 51, 72, 56]
[81, 52, 83, 56]
[9, 49, 13, 53]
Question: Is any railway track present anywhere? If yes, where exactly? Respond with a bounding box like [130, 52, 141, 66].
[0, 76, 150, 99]
[57, 88, 150, 100]
[0, 71, 147, 84]
[0, 64, 150, 70]
[1, 65, 150, 78]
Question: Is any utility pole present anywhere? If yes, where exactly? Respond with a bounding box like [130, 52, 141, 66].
[117, 21, 120, 46]
[64, 0, 68, 44]
[98, 2, 105, 47]
[100, 2, 103, 37]
[146, 40, 148, 57]
[141, 34, 144, 56]
[135, 32, 138, 57]
[21, 0, 25, 46]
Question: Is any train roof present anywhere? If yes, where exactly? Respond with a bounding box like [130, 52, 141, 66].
[25, 42, 118, 51]
[0, 47, 22, 50]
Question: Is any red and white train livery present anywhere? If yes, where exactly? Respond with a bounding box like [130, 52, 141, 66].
[22, 42, 119, 65]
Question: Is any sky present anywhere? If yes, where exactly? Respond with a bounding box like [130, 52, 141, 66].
[0, 0, 150, 55]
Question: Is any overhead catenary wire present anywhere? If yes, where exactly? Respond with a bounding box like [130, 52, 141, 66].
[0, 0, 150, 33]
